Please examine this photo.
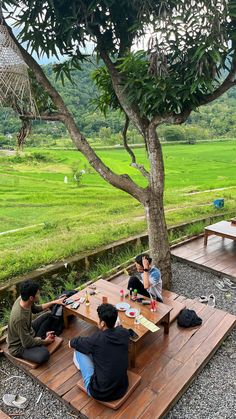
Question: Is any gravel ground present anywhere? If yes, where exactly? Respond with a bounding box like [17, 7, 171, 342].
[165, 261, 236, 419]
[0, 359, 81, 418]
[0, 260, 235, 419]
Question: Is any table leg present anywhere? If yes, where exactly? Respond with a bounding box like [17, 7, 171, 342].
[129, 341, 136, 368]
[204, 231, 209, 246]
[162, 312, 170, 334]
[63, 307, 69, 329]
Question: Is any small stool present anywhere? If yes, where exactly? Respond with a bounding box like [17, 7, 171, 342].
[2, 336, 63, 369]
[77, 370, 141, 410]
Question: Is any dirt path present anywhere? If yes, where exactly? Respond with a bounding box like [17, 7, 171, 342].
[185, 185, 236, 195]
[0, 224, 44, 236]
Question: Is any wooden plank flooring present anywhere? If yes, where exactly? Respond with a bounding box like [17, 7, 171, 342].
[3, 275, 235, 419]
[172, 235, 236, 279]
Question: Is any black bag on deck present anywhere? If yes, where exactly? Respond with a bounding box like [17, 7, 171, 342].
[49, 290, 77, 335]
[177, 308, 202, 328]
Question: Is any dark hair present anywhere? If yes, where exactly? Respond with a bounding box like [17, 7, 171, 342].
[20, 280, 39, 301]
[135, 254, 152, 268]
[97, 303, 118, 328]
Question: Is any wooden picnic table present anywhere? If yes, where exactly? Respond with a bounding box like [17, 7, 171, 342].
[204, 220, 236, 246]
[63, 279, 172, 367]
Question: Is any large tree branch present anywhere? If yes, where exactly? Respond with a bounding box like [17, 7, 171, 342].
[195, 50, 236, 107]
[98, 49, 148, 135]
[7, 24, 147, 204]
[151, 51, 236, 127]
[151, 109, 191, 127]
[122, 115, 150, 180]
[122, 115, 135, 163]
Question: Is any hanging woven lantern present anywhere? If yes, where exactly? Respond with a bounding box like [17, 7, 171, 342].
[0, 24, 36, 115]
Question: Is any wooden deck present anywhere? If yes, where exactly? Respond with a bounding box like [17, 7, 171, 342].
[2, 273, 235, 419]
[0, 410, 11, 419]
[172, 235, 236, 278]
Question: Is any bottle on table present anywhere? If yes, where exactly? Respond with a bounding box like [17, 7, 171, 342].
[120, 289, 124, 301]
[150, 298, 157, 312]
[85, 291, 90, 306]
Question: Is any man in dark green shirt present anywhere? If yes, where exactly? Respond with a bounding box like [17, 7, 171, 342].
[7, 280, 65, 364]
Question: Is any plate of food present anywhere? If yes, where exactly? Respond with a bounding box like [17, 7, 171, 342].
[116, 302, 130, 312]
[125, 308, 139, 318]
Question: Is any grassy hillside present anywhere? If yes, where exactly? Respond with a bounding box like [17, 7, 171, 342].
[0, 141, 236, 283]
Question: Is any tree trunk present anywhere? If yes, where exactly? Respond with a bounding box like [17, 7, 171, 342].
[144, 124, 172, 289]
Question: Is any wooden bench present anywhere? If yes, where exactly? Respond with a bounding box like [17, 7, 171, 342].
[2, 336, 63, 369]
[162, 295, 186, 324]
[77, 370, 141, 410]
[204, 220, 236, 246]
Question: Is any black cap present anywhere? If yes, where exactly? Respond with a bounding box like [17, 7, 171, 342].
[135, 254, 152, 268]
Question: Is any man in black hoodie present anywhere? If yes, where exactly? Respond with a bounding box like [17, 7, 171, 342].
[69, 303, 129, 401]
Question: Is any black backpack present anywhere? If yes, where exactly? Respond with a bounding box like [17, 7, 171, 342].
[37, 290, 77, 337]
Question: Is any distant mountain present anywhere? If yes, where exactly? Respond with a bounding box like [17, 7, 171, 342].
[0, 60, 236, 147]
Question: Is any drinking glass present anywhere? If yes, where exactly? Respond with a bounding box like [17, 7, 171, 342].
[134, 309, 140, 324]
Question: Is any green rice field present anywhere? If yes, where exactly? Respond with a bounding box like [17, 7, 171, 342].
[0, 140, 236, 283]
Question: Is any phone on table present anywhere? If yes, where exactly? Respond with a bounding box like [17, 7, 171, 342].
[78, 297, 85, 303]
[65, 299, 74, 305]
[136, 297, 144, 303]
[71, 302, 80, 309]
[128, 328, 139, 340]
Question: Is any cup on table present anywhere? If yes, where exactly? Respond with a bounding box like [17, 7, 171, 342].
[150, 300, 157, 312]
[134, 309, 140, 324]
[47, 331, 55, 340]
[115, 315, 121, 327]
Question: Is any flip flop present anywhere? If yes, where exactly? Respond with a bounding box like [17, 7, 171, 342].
[215, 281, 228, 292]
[3, 394, 27, 409]
[207, 294, 216, 308]
[223, 278, 236, 289]
[199, 295, 208, 303]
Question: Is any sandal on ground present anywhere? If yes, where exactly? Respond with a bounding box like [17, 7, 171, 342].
[223, 278, 236, 289]
[199, 296, 208, 303]
[207, 294, 216, 308]
[215, 281, 228, 292]
[3, 394, 27, 409]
